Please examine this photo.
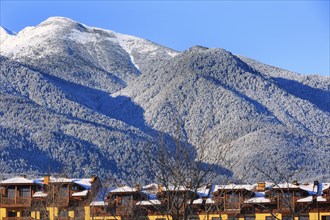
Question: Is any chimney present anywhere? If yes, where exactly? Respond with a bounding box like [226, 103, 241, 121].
[134, 184, 140, 191]
[158, 185, 164, 193]
[44, 175, 50, 185]
[314, 180, 321, 195]
[257, 182, 266, 191]
[292, 180, 299, 186]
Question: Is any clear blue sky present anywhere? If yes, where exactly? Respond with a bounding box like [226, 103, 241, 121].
[1, 1, 329, 76]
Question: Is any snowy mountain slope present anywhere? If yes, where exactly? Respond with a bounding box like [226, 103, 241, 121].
[0, 26, 16, 44]
[0, 87, 154, 182]
[0, 17, 179, 92]
[0, 17, 329, 182]
[115, 46, 330, 180]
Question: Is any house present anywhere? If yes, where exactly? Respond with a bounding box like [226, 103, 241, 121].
[0, 176, 36, 219]
[0, 175, 100, 220]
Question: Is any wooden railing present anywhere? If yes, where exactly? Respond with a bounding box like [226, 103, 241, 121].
[2, 217, 32, 220]
[0, 197, 31, 206]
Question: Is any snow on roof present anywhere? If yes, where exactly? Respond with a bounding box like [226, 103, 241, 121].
[297, 196, 327, 203]
[136, 199, 162, 206]
[33, 177, 93, 189]
[162, 185, 191, 192]
[73, 179, 92, 189]
[245, 197, 271, 204]
[273, 183, 300, 189]
[33, 191, 48, 198]
[192, 198, 215, 204]
[213, 184, 254, 192]
[197, 185, 211, 197]
[302, 182, 330, 193]
[72, 190, 88, 197]
[244, 192, 270, 204]
[110, 185, 136, 193]
[0, 176, 34, 185]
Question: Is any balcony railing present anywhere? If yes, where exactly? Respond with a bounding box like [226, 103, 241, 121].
[2, 217, 32, 220]
[0, 197, 31, 206]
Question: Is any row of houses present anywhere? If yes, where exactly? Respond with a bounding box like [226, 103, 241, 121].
[0, 175, 329, 220]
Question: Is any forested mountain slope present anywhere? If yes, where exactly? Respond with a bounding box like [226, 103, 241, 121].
[0, 17, 329, 182]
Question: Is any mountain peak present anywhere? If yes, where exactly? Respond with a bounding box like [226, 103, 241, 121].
[184, 45, 209, 54]
[42, 16, 78, 24]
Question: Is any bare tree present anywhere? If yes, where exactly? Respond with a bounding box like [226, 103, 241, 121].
[143, 120, 236, 220]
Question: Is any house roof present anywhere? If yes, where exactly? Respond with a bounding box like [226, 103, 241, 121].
[33, 191, 48, 198]
[72, 190, 89, 197]
[297, 196, 327, 203]
[244, 192, 271, 204]
[136, 199, 162, 206]
[110, 185, 137, 193]
[0, 176, 34, 185]
[33, 177, 93, 189]
[214, 184, 254, 192]
[192, 198, 215, 204]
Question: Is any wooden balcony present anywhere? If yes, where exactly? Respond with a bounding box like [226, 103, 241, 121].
[0, 197, 31, 207]
[2, 218, 32, 220]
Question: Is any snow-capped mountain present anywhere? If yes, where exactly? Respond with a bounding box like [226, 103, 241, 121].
[0, 17, 329, 182]
[1, 17, 179, 92]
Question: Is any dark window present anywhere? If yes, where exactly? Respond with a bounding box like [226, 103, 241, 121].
[227, 194, 240, 209]
[298, 216, 309, 220]
[282, 192, 293, 208]
[322, 216, 330, 220]
[20, 187, 30, 198]
[59, 209, 68, 217]
[59, 186, 69, 197]
[7, 211, 17, 217]
[7, 188, 15, 198]
[212, 218, 222, 220]
[188, 216, 200, 220]
[266, 217, 276, 220]
[120, 195, 132, 206]
[282, 217, 293, 220]
[228, 217, 238, 220]
[21, 211, 31, 217]
[245, 216, 255, 220]
[156, 219, 166, 220]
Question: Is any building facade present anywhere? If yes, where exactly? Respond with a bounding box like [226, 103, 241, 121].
[1, 177, 329, 220]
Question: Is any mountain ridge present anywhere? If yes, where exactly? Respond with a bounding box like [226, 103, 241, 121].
[0, 17, 329, 182]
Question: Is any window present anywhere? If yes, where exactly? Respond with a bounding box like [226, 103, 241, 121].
[7, 211, 17, 217]
[120, 195, 132, 206]
[266, 217, 276, 220]
[59, 209, 68, 217]
[228, 217, 238, 220]
[7, 188, 15, 198]
[298, 216, 309, 220]
[322, 216, 330, 220]
[20, 187, 30, 198]
[282, 217, 293, 220]
[212, 217, 221, 220]
[245, 216, 255, 220]
[21, 211, 31, 217]
[227, 193, 240, 209]
[156, 218, 166, 220]
[59, 186, 69, 197]
[281, 192, 293, 208]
